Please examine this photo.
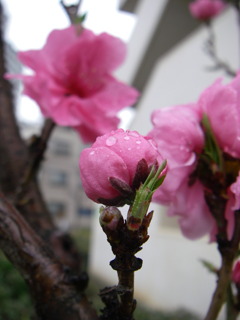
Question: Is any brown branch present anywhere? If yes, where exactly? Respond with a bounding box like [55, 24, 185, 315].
[99, 208, 153, 320]
[14, 118, 55, 204]
[204, 21, 236, 77]
[0, 2, 84, 272]
[60, 0, 82, 24]
[0, 192, 99, 320]
[204, 212, 240, 320]
[0, 3, 29, 197]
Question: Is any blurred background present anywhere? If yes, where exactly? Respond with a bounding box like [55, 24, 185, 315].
[1, 0, 238, 319]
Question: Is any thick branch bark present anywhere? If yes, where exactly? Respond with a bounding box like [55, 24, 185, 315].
[0, 192, 98, 320]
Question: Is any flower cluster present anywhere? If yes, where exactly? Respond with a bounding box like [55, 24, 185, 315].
[11, 26, 139, 143]
[189, 0, 226, 21]
[148, 74, 240, 240]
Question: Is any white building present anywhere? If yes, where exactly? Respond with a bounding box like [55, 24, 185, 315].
[89, 1, 238, 318]
[20, 123, 95, 231]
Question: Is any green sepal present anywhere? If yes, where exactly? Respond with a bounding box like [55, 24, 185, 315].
[200, 259, 218, 274]
[128, 160, 167, 226]
[201, 114, 223, 171]
[73, 12, 87, 24]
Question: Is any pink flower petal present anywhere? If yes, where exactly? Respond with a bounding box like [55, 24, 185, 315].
[168, 180, 215, 240]
[80, 146, 130, 202]
[11, 26, 139, 143]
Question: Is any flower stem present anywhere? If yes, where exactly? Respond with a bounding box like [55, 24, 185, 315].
[204, 21, 236, 77]
[204, 251, 235, 320]
[100, 210, 152, 319]
[204, 212, 240, 320]
[117, 270, 135, 319]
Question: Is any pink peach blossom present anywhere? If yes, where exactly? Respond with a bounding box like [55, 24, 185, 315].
[79, 129, 164, 204]
[148, 104, 217, 239]
[148, 104, 204, 204]
[189, 0, 226, 21]
[198, 76, 240, 158]
[11, 26, 139, 143]
[168, 180, 215, 239]
[148, 74, 240, 241]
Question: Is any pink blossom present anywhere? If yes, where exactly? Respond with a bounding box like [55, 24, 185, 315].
[168, 180, 215, 239]
[10, 26, 139, 143]
[198, 76, 240, 158]
[79, 129, 164, 204]
[148, 104, 217, 239]
[189, 0, 226, 21]
[232, 260, 240, 285]
[148, 104, 204, 204]
[148, 75, 240, 241]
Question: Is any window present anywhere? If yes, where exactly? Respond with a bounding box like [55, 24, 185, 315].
[77, 207, 93, 216]
[48, 201, 66, 218]
[48, 169, 68, 186]
[50, 140, 71, 156]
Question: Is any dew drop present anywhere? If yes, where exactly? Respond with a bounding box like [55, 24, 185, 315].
[136, 140, 141, 145]
[106, 136, 117, 146]
[129, 131, 139, 137]
[90, 151, 95, 156]
[124, 136, 130, 141]
[127, 147, 131, 151]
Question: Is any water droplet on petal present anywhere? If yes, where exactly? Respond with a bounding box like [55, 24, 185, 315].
[128, 131, 139, 137]
[127, 147, 131, 151]
[90, 151, 95, 155]
[124, 136, 130, 141]
[136, 140, 141, 145]
[106, 136, 117, 146]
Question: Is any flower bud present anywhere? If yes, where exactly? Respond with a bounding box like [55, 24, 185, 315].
[79, 129, 165, 206]
[189, 0, 226, 21]
[99, 206, 123, 231]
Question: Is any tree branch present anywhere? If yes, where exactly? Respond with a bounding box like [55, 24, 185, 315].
[100, 208, 153, 320]
[60, 0, 82, 24]
[204, 212, 240, 320]
[0, 2, 83, 271]
[0, 192, 99, 320]
[14, 118, 55, 205]
[204, 21, 236, 77]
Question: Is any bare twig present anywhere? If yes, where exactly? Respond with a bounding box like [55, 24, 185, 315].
[60, 0, 82, 24]
[14, 118, 55, 205]
[204, 212, 240, 320]
[204, 21, 236, 77]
